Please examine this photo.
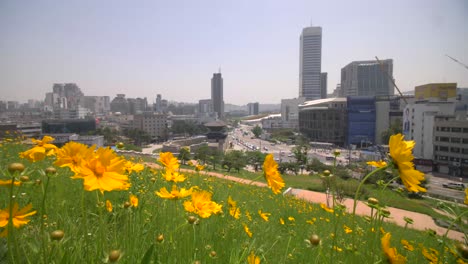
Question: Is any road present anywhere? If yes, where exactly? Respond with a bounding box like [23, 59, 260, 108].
[229, 124, 466, 203]
[425, 174, 465, 202]
[228, 124, 357, 165]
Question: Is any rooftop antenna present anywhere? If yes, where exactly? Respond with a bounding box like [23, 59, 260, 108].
[219, 67, 221, 74]
[375, 56, 407, 104]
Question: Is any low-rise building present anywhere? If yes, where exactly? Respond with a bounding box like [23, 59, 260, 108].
[298, 98, 347, 146]
[433, 114, 468, 177]
[133, 112, 167, 141]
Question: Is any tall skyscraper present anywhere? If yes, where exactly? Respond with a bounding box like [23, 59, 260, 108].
[299, 26, 322, 100]
[247, 102, 259, 115]
[211, 73, 224, 119]
[340, 59, 394, 97]
[320, 72, 327, 99]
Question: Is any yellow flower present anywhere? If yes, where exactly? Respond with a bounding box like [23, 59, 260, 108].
[54, 141, 94, 172]
[71, 147, 131, 193]
[0, 203, 36, 237]
[367, 160, 388, 168]
[280, 218, 285, 225]
[333, 246, 343, 252]
[195, 164, 205, 172]
[19, 135, 57, 162]
[245, 210, 252, 221]
[163, 170, 186, 183]
[106, 200, 113, 212]
[262, 154, 285, 194]
[0, 179, 21, 187]
[183, 190, 222, 218]
[125, 161, 145, 174]
[155, 185, 192, 199]
[288, 216, 295, 222]
[227, 196, 240, 219]
[129, 194, 138, 207]
[400, 239, 414, 251]
[421, 247, 438, 263]
[343, 225, 352, 234]
[247, 251, 260, 264]
[320, 203, 334, 213]
[306, 217, 316, 225]
[158, 152, 179, 172]
[389, 134, 426, 193]
[258, 210, 270, 222]
[381, 232, 407, 264]
[243, 224, 253, 238]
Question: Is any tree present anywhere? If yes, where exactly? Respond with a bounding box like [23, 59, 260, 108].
[222, 150, 246, 172]
[209, 149, 223, 170]
[292, 144, 309, 167]
[251, 125, 263, 138]
[178, 147, 191, 165]
[93, 127, 120, 145]
[123, 128, 151, 146]
[170, 120, 208, 137]
[245, 151, 267, 172]
[194, 144, 211, 164]
[381, 119, 402, 144]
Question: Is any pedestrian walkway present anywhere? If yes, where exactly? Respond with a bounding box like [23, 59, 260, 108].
[145, 162, 465, 241]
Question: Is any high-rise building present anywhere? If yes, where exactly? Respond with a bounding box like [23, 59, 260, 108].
[211, 73, 224, 119]
[199, 99, 213, 114]
[320, 72, 327, 99]
[299, 26, 322, 100]
[340, 60, 394, 97]
[247, 102, 259, 115]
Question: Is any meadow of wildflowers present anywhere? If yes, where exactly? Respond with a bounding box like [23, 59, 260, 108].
[0, 133, 467, 263]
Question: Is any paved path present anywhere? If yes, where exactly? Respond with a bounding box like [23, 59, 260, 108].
[145, 162, 465, 241]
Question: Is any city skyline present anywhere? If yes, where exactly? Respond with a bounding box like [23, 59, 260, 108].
[1, 0, 467, 105]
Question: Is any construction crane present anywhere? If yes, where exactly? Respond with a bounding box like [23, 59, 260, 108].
[445, 54, 468, 71]
[375, 56, 407, 104]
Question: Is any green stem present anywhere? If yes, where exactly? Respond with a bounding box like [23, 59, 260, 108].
[352, 166, 389, 216]
[7, 176, 16, 264]
[248, 174, 263, 185]
[443, 210, 468, 238]
[40, 175, 51, 264]
[282, 235, 292, 263]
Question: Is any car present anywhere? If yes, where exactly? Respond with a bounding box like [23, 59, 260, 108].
[442, 182, 465, 190]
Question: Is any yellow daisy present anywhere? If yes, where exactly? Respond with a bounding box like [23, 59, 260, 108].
[389, 134, 426, 193]
[262, 154, 285, 194]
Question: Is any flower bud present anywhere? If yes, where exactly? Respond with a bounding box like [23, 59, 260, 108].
[124, 201, 131, 208]
[45, 167, 57, 175]
[309, 234, 320, 246]
[456, 243, 468, 259]
[367, 197, 379, 205]
[50, 230, 64, 241]
[157, 234, 164, 243]
[108, 250, 121, 262]
[323, 170, 331, 176]
[187, 216, 198, 224]
[209, 251, 217, 258]
[8, 163, 25, 174]
[20, 175, 30, 182]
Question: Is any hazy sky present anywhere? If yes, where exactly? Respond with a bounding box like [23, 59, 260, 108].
[1, 0, 467, 105]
